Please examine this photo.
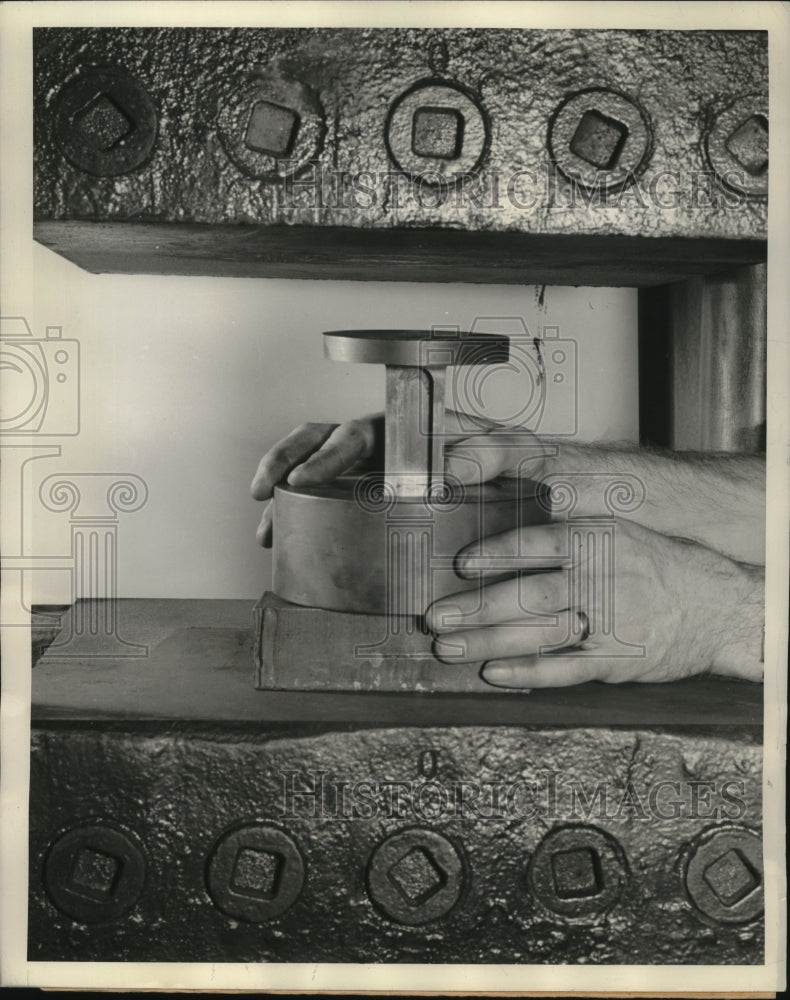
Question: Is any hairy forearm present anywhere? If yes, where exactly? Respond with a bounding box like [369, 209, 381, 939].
[544, 441, 765, 565]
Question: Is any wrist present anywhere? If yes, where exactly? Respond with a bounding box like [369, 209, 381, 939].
[542, 439, 585, 478]
[708, 561, 764, 682]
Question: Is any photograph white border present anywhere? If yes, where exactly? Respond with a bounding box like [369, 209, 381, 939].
[1, 1, 787, 992]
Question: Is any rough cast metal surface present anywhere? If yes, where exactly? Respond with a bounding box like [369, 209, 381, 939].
[205, 824, 306, 922]
[272, 476, 548, 614]
[31, 600, 765, 962]
[682, 826, 764, 925]
[30, 601, 766, 962]
[42, 823, 147, 924]
[52, 67, 158, 177]
[29, 720, 763, 963]
[33, 28, 767, 283]
[367, 828, 465, 925]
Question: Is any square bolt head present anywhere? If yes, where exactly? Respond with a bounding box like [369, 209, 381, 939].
[551, 846, 604, 899]
[411, 106, 464, 160]
[725, 114, 769, 176]
[569, 109, 628, 170]
[245, 100, 300, 157]
[67, 846, 120, 900]
[74, 94, 133, 151]
[387, 846, 446, 905]
[230, 846, 283, 899]
[703, 848, 760, 907]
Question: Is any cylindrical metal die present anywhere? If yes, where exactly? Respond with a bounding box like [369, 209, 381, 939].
[273, 476, 549, 616]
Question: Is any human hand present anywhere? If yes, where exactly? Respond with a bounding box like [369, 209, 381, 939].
[250, 417, 382, 546]
[251, 411, 554, 546]
[425, 519, 764, 689]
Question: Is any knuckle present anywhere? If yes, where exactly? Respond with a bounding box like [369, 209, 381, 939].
[300, 450, 325, 471]
[345, 419, 371, 451]
[480, 589, 498, 619]
[306, 421, 335, 437]
[280, 440, 307, 466]
[265, 442, 287, 465]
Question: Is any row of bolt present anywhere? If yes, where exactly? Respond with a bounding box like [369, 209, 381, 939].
[50, 66, 767, 197]
[42, 819, 763, 929]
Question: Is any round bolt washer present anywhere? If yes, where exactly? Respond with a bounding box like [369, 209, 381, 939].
[705, 96, 768, 198]
[527, 823, 629, 919]
[682, 824, 763, 925]
[218, 73, 325, 181]
[385, 79, 489, 186]
[53, 67, 158, 176]
[547, 87, 652, 193]
[367, 827, 465, 926]
[43, 822, 146, 924]
[206, 823, 305, 922]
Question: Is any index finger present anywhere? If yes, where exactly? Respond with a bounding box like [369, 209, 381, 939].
[287, 419, 375, 487]
[456, 523, 570, 577]
[250, 422, 336, 500]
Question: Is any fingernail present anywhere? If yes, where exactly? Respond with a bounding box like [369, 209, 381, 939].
[428, 605, 464, 632]
[433, 637, 466, 662]
[481, 662, 531, 692]
[445, 454, 479, 483]
[482, 662, 512, 685]
[454, 550, 479, 578]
